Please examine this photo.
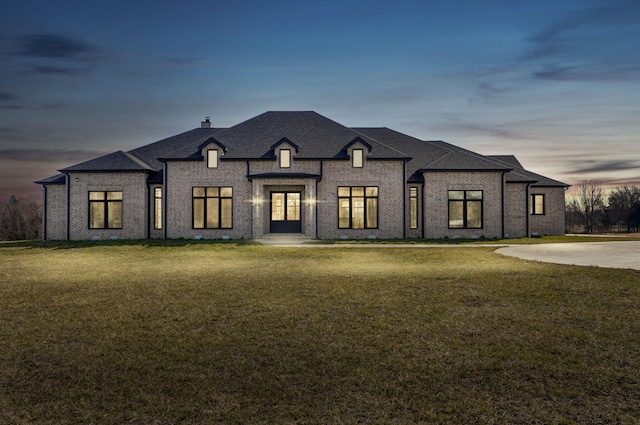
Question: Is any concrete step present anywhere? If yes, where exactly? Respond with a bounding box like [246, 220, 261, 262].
[255, 233, 311, 245]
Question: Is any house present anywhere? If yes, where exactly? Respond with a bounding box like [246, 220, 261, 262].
[36, 111, 569, 241]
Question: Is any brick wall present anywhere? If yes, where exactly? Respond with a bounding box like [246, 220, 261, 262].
[529, 186, 566, 235]
[504, 182, 528, 238]
[318, 159, 405, 239]
[423, 171, 504, 239]
[44, 183, 67, 240]
[165, 160, 252, 239]
[67, 172, 149, 240]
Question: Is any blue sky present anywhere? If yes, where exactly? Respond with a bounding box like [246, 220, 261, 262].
[1, 0, 639, 200]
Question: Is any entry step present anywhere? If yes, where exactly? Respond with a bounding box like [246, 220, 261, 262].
[255, 234, 312, 245]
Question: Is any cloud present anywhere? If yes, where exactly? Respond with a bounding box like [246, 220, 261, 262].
[0, 91, 18, 101]
[526, 0, 639, 59]
[29, 65, 86, 76]
[164, 57, 210, 67]
[19, 33, 101, 60]
[565, 159, 640, 175]
[524, 0, 640, 82]
[0, 148, 107, 163]
[431, 118, 533, 142]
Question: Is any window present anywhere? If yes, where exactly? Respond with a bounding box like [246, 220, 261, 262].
[280, 149, 291, 168]
[448, 190, 482, 229]
[89, 191, 122, 229]
[193, 187, 233, 229]
[530, 194, 545, 215]
[352, 149, 363, 168]
[338, 186, 378, 229]
[154, 187, 162, 230]
[207, 150, 218, 168]
[410, 187, 418, 229]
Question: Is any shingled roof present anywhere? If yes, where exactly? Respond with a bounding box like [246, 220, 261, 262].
[37, 111, 568, 188]
[60, 150, 155, 172]
[161, 111, 410, 161]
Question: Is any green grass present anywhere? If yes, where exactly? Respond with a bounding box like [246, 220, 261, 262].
[1, 242, 639, 424]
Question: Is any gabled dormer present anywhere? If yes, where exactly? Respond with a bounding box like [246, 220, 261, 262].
[198, 137, 227, 169]
[343, 137, 373, 168]
[271, 137, 299, 169]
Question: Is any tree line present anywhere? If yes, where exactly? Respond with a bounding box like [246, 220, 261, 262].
[566, 181, 640, 234]
[0, 196, 42, 241]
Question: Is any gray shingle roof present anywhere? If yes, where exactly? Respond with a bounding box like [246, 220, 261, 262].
[37, 111, 568, 188]
[34, 174, 66, 184]
[488, 155, 569, 187]
[201, 111, 410, 160]
[129, 127, 225, 169]
[60, 151, 155, 172]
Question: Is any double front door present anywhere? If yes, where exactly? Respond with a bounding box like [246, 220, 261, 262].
[270, 192, 301, 233]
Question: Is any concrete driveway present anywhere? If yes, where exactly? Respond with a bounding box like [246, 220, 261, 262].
[496, 241, 640, 270]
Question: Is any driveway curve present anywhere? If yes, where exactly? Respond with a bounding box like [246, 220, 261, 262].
[496, 241, 640, 270]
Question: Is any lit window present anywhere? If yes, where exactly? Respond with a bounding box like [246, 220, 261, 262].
[154, 187, 162, 230]
[410, 187, 418, 229]
[448, 190, 482, 229]
[530, 194, 545, 215]
[207, 150, 218, 168]
[280, 149, 291, 168]
[352, 149, 363, 168]
[89, 191, 122, 229]
[193, 187, 233, 229]
[338, 186, 378, 229]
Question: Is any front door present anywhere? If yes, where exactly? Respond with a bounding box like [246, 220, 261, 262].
[270, 192, 302, 233]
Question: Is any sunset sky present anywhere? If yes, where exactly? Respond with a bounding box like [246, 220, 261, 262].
[1, 0, 638, 201]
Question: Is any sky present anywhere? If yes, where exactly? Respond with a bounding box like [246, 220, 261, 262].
[1, 0, 639, 202]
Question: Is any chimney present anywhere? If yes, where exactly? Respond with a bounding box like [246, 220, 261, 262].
[201, 117, 214, 128]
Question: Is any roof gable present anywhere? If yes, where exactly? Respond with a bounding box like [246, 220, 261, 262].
[210, 111, 409, 160]
[60, 151, 154, 172]
[271, 137, 300, 153]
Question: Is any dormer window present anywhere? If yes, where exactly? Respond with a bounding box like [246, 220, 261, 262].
[280, 149, 291, 168]
[352, 149, 363, 168]
[207, 150, 218, 168]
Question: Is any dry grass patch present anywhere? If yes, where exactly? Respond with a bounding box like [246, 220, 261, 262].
[1, 242, 639, 424]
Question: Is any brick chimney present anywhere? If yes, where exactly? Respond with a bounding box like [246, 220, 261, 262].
[201, 117, 214, 128]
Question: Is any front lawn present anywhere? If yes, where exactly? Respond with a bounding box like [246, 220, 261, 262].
[1, 242, 639, 424]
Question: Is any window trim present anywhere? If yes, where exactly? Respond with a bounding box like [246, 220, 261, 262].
[410, 187, 418, 229]
[352, 149, 364, 168]
[337, 186, 379, 229]
[88, 190, 123, 229]
[207, 149, 218, 168]
[280, 149, 291, 168]
[530, 194, 545, 215]
[448, 190, 483, 229]
[192, 186, 233, 229]
[154, 187, 162, 230]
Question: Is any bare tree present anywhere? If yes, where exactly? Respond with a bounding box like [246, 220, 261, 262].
[568, 181, 605, 233]
[0, 196, 43, 241]
[607, 186, 640, 232]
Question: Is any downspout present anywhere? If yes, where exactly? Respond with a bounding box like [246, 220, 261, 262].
[163, 162, 168, 239]
[42, 185, 48, 241]
[525, 183, 531, 238]
[501, 171, 507, 238]
[402, 161, 406, 239]
[421, 181, 425, 240]
[65, 173, 71, 241]
[247, 161, 253, 239]
[145, 175, 150, 240]
[316, 161, 323, 239]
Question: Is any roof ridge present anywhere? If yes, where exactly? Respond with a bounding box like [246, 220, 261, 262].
[349, 127, 413, 159]
[122, 150, 154, 170]
[430, 141, 513, 170]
